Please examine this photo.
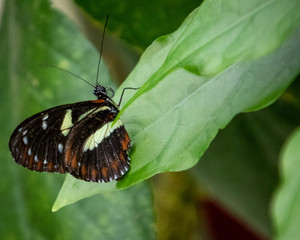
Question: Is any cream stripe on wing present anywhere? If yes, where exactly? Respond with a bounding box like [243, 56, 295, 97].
[83, 119, 123, 152]
[61, 109, 73, 136]
[78, 106, 111, 122]
[78, 108, 96, 122]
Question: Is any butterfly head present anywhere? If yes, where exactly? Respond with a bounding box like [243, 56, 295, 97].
[94, 84, 114, 100]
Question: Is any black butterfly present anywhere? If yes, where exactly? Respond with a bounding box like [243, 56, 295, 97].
[9, 15, 137, 183]
[9, 84, 135, 183]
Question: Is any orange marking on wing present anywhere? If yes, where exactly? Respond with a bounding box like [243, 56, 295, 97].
[91, 168, 98, 181]
[36, 161, 43, 171]
[27, 158, 34, 169]
[71, 156, 78, 170]
[27, 153, 34, 169]
[101, 167, 108, 180]
[111, 160, 119, 172]
[47, 161, 54, 172]
[119, 152, 126, 162]
[81, 165, 88, 179]
[26, 155, 33, 169]
[91, 99, 105, 104]
[64, 148, 72, 166]
[121, 133, 130, 151]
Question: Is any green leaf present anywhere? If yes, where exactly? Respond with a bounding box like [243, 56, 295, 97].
[272, 127, 300, 240]
[1, 0, 155, 239]
[55, 0, 300, 209]
[119, 0, 300, 116]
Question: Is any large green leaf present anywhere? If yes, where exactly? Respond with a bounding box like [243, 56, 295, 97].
[54, 0, 300, 210]
[272, 127, 300, 240]
[1, 0, 155, 239]
[119, 0, 300, 116]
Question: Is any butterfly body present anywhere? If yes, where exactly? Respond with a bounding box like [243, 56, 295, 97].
[9, 85, 131, 183]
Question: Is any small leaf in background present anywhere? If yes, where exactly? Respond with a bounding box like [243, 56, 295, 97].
[272, 127, 300, 240]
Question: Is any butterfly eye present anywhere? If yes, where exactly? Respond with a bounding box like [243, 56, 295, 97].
[93, 85, 107, 98]
[97, 85, 105, 92]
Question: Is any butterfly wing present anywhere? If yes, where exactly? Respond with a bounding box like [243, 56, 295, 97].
[9, 99, 131, 182]
[64, 107, 131, 183]
[9, 104, 73, 173]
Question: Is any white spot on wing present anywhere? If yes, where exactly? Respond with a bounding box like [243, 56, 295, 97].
[58, 143, 63, 153]
[22, 130, 28, 136]
[61, 109, 73, 136]
[18, 127, 23, 132]
[42, 121, 47, 130]
[34, 155, 38, 163]
[42, 114, 49, 121]
[83, 119, 123, 152]
[43, 159, 47, 165]
[23, 136, 28, 145]
[28, 148, 32, 156]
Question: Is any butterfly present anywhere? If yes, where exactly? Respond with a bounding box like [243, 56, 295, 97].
[8, 15, 137, 183]
[9, 84, 137, 183]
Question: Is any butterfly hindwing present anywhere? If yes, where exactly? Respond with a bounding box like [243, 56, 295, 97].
[65, 114, 131, 182]
[9, 99, 131, 182]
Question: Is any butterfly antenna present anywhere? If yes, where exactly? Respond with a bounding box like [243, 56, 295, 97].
[39, 64, 95, 88]
[95, 15, 109, 86]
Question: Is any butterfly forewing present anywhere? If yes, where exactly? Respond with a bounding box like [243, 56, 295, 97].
[9, 104, 73, 173]
[9, 99, 131, 182]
